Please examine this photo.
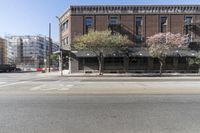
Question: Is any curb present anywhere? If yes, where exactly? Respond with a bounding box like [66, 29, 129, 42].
[63, 73, 200, 77]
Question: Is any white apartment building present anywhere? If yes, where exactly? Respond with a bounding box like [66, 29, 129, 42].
[5, 35, 59, 69]
[0, 37, 7, 64]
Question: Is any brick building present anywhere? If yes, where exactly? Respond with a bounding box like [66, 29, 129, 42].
[59, 5, 200, 73]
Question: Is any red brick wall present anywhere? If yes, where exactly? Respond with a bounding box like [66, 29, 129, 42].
[65, 14, 200, 45]
[170, 15, 184, 35]
[70, 16, 84, 42]
[95, 15, 108, 31]
[145, 15, 159, 37]
[195, 15, 200, 40]
[120, 15, 134, 43]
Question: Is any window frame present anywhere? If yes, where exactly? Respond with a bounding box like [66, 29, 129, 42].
[135, 17, 143, 36]
[160, 16, 168, 33]
[84, 17, 93, 33]
[63, 37, 69, 45]
[109, 16, 120, 25]
[185, 16, 193, 35]
[62, 20, 69, 31]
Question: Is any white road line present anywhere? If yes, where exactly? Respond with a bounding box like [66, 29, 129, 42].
[59, 88, 70, 91]
[40, 88, 57, 91]
[30, 84, 47, 91]
[0, 81, 27, 88]
[0, 82, 6, 85]
[30, 84, 74, 91]
[59, 85, 74, 91]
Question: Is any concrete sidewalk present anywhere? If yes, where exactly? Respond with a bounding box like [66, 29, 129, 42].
[66, 73, 200, 77]
[38, 70, 200, 79]
[64, 81, 200, 95]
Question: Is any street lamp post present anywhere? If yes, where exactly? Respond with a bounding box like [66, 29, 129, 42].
[44, 59, 47, 72]
[48, 23, 52, 72]
[60, 50, 63, 76]
[56, 16, 63, 76]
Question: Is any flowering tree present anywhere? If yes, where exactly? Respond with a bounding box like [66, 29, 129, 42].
[147, 32, 189, 76]
[73, 30, 130, 75]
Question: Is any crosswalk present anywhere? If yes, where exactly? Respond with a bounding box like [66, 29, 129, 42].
[30, 84, 74, 91]
[0, 79, 81, 92]
[0, 81, 27, 88]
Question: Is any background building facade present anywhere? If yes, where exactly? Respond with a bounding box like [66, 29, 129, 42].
[0, 37, 7, 64]
[5, 35, 59, 70]
[60, 5, 200, 73]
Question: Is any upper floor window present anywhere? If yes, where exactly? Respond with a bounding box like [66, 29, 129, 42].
[160, 17, 167, 33]
[84, 17, 93, 33]
[63, 37, 69, 45]
[136, 17, 142, 35]
[66, 20, 69, 30]
[185, 16, 193, 25]
[135, 17, 143, 42]
[109, 16, 120, 35]
[62, 20, 69, 31]
[66, 37, 69, 45]
[109, 16, 119, 25]
[185, 16, 193, 34]
[85, 17, 93, 26]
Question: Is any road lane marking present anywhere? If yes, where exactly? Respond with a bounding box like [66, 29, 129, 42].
[0, 81, 27, 88]
[30, 84, 74, 91]
[59, 88, 70, 91]
[59, 85, 74, 91]
[0, 82, 6, 85]
[40, 88, 57, 91]
[30, 84, 47, 91]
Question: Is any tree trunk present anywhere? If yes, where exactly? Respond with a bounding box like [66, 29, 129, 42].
[97, 56, 101, 75]
[159, 60, 163, 76]
[198, 65, 200, 74]
[97, 52, 104, 75]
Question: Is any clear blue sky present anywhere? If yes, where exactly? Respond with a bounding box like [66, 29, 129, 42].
[0, 0, 200, 41]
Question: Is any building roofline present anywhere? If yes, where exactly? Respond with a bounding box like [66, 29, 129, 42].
[70, 4, 200, 6]
[59, 5, 200, 19]
[71, 5, 200, 15]
[59, 7, 71, 20]
[5, 35, 48, 38]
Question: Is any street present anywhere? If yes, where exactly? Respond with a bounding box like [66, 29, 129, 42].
[1, 72, 200, 132]
[0, 72, 200, 94]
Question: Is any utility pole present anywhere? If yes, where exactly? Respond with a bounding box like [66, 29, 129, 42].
[56, 16, 63, 76]
[48, 23, 52, 72]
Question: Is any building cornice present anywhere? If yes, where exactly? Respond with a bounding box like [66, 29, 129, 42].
[59, 8, 71, 20]
[67, 5, 200, 15]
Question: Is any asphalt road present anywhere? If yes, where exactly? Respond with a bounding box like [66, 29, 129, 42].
[0, 72, 200, 94]
[1, 94, 200, 133]
[1, 72, 200, 133]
